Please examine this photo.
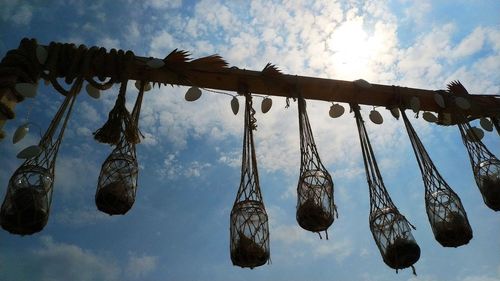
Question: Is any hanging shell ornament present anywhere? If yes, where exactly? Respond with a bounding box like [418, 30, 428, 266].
[36, 45, 48, 65]
[390, 107, 400, 120]
[455, 97, 471, 110]
[12, 123, 29, 144]
[261, 97, 272, 113]
[480, 117, 493, 132]
[329, 103, 344, 118]
[85, 84, 101, 99]
[15, 83, 37, 98]
[369, 109, 383, 125]
[434, 93, 446, 108]
[353, 79, 372, 89]
[409, 97, 420, 113]
[135, 81, 152, 92]
[16, 145, 42, 159]
[465, 126, 484, 142]
[146, 58, 165, 69]
[441, 113, 452, 125]
[422, 112, 437, 123]
[231, 96, 239, 115]
[185, 87, 202, 101]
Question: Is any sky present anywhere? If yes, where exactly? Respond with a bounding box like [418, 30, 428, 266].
[0, 0, 499, 280]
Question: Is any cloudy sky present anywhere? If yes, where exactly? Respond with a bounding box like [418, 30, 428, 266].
[1, 0, 499, 280]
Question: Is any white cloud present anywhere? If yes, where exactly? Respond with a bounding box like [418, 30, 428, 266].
[157, 152, 212, 180]
[0, 0, 33, 25]
[143, 0, 182, 9]
[451, 27, 486, 58]
[268, 205, 353, 263]
[126, 253, 158, 279]
[97, 37, 121, 50]
[54, 206, 111, 227]
[32, 236, 120, 281]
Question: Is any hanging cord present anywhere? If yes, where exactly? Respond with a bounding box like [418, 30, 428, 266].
[352, 104, 416, 230]
[93, 80, 133, 145]
[25, 78, 82, 171]
[233, 92, 263, 204]
[126, 80, 146, 144]
[492, 116, 500, 137]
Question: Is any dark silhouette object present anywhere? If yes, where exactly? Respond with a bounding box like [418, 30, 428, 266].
[95, 80, 144, 215]
[296, 97, 336, 238]
[1, 81, 81, 235]
[352, 104, 420, 274]
[448, 81, 500, 211]
[96, 141, 138, 215]
[230, 93, 269, 269]
[401, 109, 472, 247]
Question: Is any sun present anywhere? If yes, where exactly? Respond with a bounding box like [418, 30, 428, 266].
[327, 18, 381, 79]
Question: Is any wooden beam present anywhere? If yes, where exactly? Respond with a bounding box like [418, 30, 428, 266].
[1, 40, 500, 138]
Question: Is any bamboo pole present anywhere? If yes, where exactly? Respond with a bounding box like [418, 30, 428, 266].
[1, 40, 499, 138]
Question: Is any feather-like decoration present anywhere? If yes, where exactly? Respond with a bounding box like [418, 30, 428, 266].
[447, 80, 470, 95]
[163, 49, 191, 64]
[261, 63, 283, 78]
[190, 55, 228, 70]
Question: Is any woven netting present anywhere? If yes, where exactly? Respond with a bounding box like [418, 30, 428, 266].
[401, 110, 472, 247]
[493, 117, 500, 137]
[352, 105, 420, 273]
[447, 82, 500, 211]
[0, 79, 81, 235]
[457, 120, 500, 211]
[95, 80, 144, 215]
[296, 97, 336, 237]
[230, 93, 270, 269]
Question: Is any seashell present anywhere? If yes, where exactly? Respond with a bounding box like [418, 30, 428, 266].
[185, 87, 202, 101]
[465, 126, 484, 142]
[15, 83, 37, 98]
[231, 96, 239, 115]
[36, 45, 48, 65]
[409, 96, 420, 113]
[455, 97, 471, 110]
[369, 110, 383, 124]
[441, 113, 452, 125]
[480, 117, 493, 132]
[434, 93, 445, 108]
[422, 112, 437, 123]
[261, 98, 272, 113]
[146, 58, 165, 69]
[12, 123, 29, 144]
[390, 108, 400, 120]
[85, 84, 100, 99]
[353, 79, 372, 89]
[329, 103, 345, 118]
[17, 145, 42, 159]
[135, 81, 152, 92]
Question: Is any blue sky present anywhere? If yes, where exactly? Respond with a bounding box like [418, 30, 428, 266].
[0, 0, 499, 280]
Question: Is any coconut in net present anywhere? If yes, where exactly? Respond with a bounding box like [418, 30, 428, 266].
[95, 80, 144, 215]
[401, 108, 472, 247]
[352, 104, 420, 274]
[0, 79, 82, 235]
[296, 97, 337, 238]
[229, 93, 270, 269]
[448, 81, 500, 211]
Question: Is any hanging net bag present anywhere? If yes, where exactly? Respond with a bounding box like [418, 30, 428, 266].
[352, 104, 420, 273]
[0, 79, 82, 235]
[448, 81, 500, 211]
[230, 93, 270, 269]
[296, 97, 337, 237]
[95, 80, 144, 215]
[401, 109, 472, 247]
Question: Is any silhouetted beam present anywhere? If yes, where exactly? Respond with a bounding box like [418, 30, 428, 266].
[1, 40, 500, 139]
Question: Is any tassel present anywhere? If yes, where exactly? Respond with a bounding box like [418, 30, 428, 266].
[93, 80, 132, 145]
